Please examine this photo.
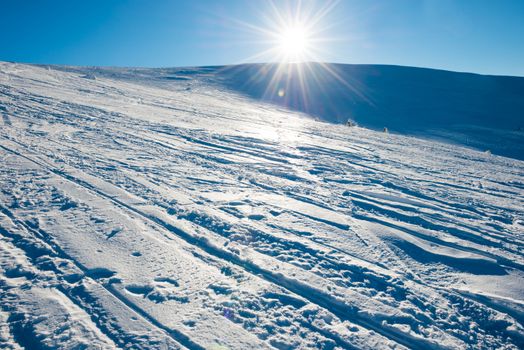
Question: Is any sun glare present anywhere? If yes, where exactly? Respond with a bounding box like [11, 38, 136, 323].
[224, 0, 341, 64]
[217, 0, 363, 107]
[278, 25, 310, 61]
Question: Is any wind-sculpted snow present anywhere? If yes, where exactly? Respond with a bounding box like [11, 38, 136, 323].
[0, 62, 523, 349]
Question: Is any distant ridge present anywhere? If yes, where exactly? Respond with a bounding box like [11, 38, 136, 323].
[214, 63, 524, 160]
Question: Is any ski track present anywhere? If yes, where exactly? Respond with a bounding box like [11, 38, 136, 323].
[0, 62, 523, 349]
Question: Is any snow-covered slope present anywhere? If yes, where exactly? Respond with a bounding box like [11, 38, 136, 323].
[0, 61, 523, 349]
[215, 63, 524, 160]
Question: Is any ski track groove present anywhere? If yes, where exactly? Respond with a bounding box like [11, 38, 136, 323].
[0, 138, 387, 350]
[0, 221, 124, 350]
[0, 200, 199, 350]
[6, 122, 494, 277]
[35, 127, 524, 281]
[2, 125, 449, 316]
[2, 117, 521, 342]
[0, 139, 452, 350]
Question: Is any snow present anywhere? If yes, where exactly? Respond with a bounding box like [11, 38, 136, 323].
[0, 61, 523, 349]
[215, 63, 524, 160]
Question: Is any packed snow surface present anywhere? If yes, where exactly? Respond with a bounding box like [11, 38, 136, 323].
[0, 61, 523, 349]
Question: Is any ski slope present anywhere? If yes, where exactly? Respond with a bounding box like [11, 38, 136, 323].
[0, 61, 523, 349]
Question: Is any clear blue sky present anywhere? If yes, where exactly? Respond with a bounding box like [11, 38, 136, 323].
[1, 0, 523, 76]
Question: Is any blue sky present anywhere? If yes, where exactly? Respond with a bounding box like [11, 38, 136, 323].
[1, 0, 523, 76]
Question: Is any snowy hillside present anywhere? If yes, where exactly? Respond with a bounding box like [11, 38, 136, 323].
[0, 61, 523, 349]
[215, 63, 524, 161]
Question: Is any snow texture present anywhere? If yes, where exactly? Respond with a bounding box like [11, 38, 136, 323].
[0, 61, 523, 349]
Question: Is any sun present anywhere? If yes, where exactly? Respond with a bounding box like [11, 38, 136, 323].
[278, 24, 310, 61]
[222, 0, 340, 64]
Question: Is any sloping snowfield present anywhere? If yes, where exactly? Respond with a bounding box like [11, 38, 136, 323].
[0, 62, 523, 349]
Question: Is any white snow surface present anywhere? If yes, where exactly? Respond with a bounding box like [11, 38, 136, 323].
[0, 61, 523, 349]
